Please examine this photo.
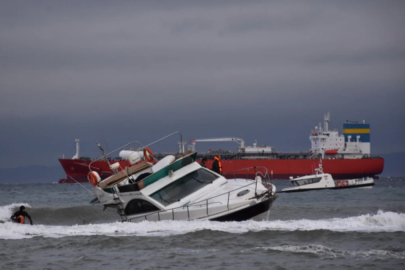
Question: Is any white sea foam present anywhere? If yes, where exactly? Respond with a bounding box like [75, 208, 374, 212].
[0, 203, 31, 222]
[260, 210, 405, 233]
[248, 244, 405, 259]
[0, 207, 404, 239]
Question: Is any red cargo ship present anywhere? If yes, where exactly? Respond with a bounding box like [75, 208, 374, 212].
[58, 113, 384, 183]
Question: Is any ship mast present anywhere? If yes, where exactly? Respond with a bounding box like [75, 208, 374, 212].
[72, 139, 80, 159]
[324, 112, 330, 132]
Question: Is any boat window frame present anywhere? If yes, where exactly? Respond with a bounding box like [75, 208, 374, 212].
[150, 168, 218, 206]
[295, 177, 322, 186]
[124, 199, 160, 216]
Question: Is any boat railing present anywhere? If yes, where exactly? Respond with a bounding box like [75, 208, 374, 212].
[127, 178, 271, 222]
[88, 131, 184, 172]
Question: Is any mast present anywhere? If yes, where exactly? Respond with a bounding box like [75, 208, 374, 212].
[97, 142, 118, 174]
[178, 140, 186, 154]
[72, 139, 80, 159]
[324, 112, 330, 132]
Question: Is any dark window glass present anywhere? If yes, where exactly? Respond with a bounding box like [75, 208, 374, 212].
[125, 199, 160, 215]
[151, 168, 218, 206]
[296, 177, 322, 186]
[310, 177, 322, 184]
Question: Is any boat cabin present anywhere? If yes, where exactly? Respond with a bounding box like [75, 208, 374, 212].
[282, 173, 336, 192]
[291, 176, 322, 186]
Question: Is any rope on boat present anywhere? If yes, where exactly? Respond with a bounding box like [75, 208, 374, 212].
[67, 175, 94, 196]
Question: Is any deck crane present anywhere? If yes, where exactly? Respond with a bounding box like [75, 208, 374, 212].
[190, 137, 245, 152]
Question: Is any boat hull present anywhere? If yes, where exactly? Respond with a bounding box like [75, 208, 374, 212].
[282, 182, 375, 193]
[210, 195, 276, 222]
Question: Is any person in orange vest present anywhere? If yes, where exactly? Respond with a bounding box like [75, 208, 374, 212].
[212, 155, 223, 174]
[10, 206, 33, 225]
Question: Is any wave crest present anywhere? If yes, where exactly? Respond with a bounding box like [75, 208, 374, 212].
[249, 244, 405, 259]
[0, 210, 404, 239]
[0, 203, 31, 222]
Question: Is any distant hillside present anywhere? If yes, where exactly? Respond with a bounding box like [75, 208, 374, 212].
[0, 165, 65, 183]
[380, 152, 405, 177]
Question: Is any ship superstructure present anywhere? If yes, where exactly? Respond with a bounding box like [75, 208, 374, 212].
[310, 113, 371, 159]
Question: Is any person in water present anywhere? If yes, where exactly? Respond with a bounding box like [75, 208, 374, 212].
[11, 206, 33, 225]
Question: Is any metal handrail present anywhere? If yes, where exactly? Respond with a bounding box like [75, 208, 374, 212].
[127, 179, 271, 222]
[88, 140, 145, 171]
[88, 131, 183, 172]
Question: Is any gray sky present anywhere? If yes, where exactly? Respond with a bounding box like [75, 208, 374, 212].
[1, 0, 404, 168]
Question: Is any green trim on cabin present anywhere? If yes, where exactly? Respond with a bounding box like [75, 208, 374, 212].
[105, 152, 197, 193]
[142, 152, 197, 187]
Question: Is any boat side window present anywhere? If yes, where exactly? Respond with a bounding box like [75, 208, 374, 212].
[151, 168, 218, 206]
[310, 177, 322, 184]
[125, 199, 160, 215]
[296, 177, 322, 186]
[296, 180, 306, 186]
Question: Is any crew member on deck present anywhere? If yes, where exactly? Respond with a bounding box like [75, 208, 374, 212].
[212, 155, 222, 175]
[201, 157, 208, 168]
[11, 206, 33, 225]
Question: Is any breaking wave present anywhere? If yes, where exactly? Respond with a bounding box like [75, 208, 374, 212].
[246, 244, 405, 259]
[0, 204, 404, 239]
[0, 203, 31, 222]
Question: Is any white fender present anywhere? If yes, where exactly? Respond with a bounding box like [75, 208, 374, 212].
[152, 155, 175, 173]
[119, 150, 144, 165]
[109, 162, 120, 171]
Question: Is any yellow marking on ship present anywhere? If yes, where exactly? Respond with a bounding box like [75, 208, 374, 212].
[343, 129, 370, 134]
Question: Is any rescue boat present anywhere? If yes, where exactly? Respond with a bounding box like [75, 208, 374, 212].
[281, 161, 375, 193]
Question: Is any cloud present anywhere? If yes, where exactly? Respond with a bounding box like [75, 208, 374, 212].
[0, 0, 404, 167]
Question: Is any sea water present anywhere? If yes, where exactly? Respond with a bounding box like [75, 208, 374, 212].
[0, 178, 404, 269]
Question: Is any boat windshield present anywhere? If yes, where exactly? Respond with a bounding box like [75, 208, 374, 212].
[150, 168, 218, 206]
[293, 177, 322, 186]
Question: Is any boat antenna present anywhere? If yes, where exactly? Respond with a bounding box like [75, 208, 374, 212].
[97, 141, 118, 174]
[102, 137, 111, 158]
[315, 159, 324, 175]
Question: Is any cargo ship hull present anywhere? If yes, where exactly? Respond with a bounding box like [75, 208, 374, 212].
[207, 158, 384, 180]
[58, 157, 384, 183]
[58, 159, 132, 183]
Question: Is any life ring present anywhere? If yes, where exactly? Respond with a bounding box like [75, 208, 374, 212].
[88, 171, 99, 186]
[143, 147, 154, 162]
[342, 180, 349, 187]
[335, 180, 342, 187]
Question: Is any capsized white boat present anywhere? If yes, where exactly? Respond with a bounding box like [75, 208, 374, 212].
[282, 161, 374, 193]
[88, 132, 278, 222]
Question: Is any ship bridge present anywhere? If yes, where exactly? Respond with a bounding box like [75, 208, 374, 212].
[310, 113, 370, 159]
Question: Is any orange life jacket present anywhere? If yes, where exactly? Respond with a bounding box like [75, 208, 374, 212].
[214, 156, 223, 174]
[16, 215, 25, 224]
